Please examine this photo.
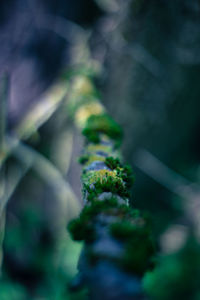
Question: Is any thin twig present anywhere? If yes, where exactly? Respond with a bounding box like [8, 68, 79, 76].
[0, 73, 9, 157]
[0, 73, 9, 274]
[6, 136, 80, 220]
[133, 148, 200, 236]
[133, 148, 200, 199]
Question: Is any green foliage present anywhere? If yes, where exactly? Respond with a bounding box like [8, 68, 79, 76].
[143, 238, 200, 300]
[0, 280, 28, 300]
[82, 114, 123, 145]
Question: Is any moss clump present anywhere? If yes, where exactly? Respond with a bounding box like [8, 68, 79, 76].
[68, 197, 119, 242]
[82, 114, 123, 145]
[110, 214, 155, 276]
[85, 170, 119, 185]
[122, 234, 155, 276]
[105, 156, 121, 169]
[78, 155, 89, 165]
[118, 165, 134, 189]
[67, 218, 95, 242]
[105, 157, 135, 189]
[84, 169, 130, 201]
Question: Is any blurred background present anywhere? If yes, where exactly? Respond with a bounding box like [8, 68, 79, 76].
[0, 0, 200, 299]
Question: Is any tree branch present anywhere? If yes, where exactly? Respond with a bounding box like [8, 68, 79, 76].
[67, 75, 155, 299]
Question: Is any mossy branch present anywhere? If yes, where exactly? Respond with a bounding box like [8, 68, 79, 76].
[67, 75, 156, 299]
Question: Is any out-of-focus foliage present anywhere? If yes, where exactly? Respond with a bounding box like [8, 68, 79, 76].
[143, 237, 200, 300]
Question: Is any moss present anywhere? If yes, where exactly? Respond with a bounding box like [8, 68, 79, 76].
[105, 156, 121, 169]
[121, 235, 155, 276]
[82, 114, 123, 145]
[105, 157, 135, 189]
[86, 170, 119, 184]
[120, 165, 134, 188]
[110, 214, 155, 276]
[84, 169, 130, 200]
[78, 155, 89, 165]
[68, 197, 119, 242]
[110, 219, 149, 241]
[68, 218, 95, 242]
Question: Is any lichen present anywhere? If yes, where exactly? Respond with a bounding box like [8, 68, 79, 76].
[68, 94, 96, 117]
[84, 155, 106, 166]
[75, 102, 105, 128]
[72, 75, 96, 96]
[86, 144, 113, 155]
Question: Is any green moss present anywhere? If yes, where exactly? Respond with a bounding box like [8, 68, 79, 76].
[78, 155, 89, 165]
[84, 171, 130, 200]
[119, 165, 135, 189]
[105, 156, 121, 169]
[110, 211, 150, 241]
[82, 114, 123, 146]
[110, 214, 155, 276]
[68, 197, 119, 242]
[121, 234, 155, 276]
[67, 218, 95, 242]
[105, 157, 135, 189]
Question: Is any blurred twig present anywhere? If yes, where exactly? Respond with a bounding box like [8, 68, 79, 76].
[133, 148, 200, 198]
[6, 136, 80, 220]
[0, 74, 9, 160]
[0, 73, 9, 273]
[14, 81, 68, 140]
[39, 13, 88, 44]
[134, 148, 200, 236]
